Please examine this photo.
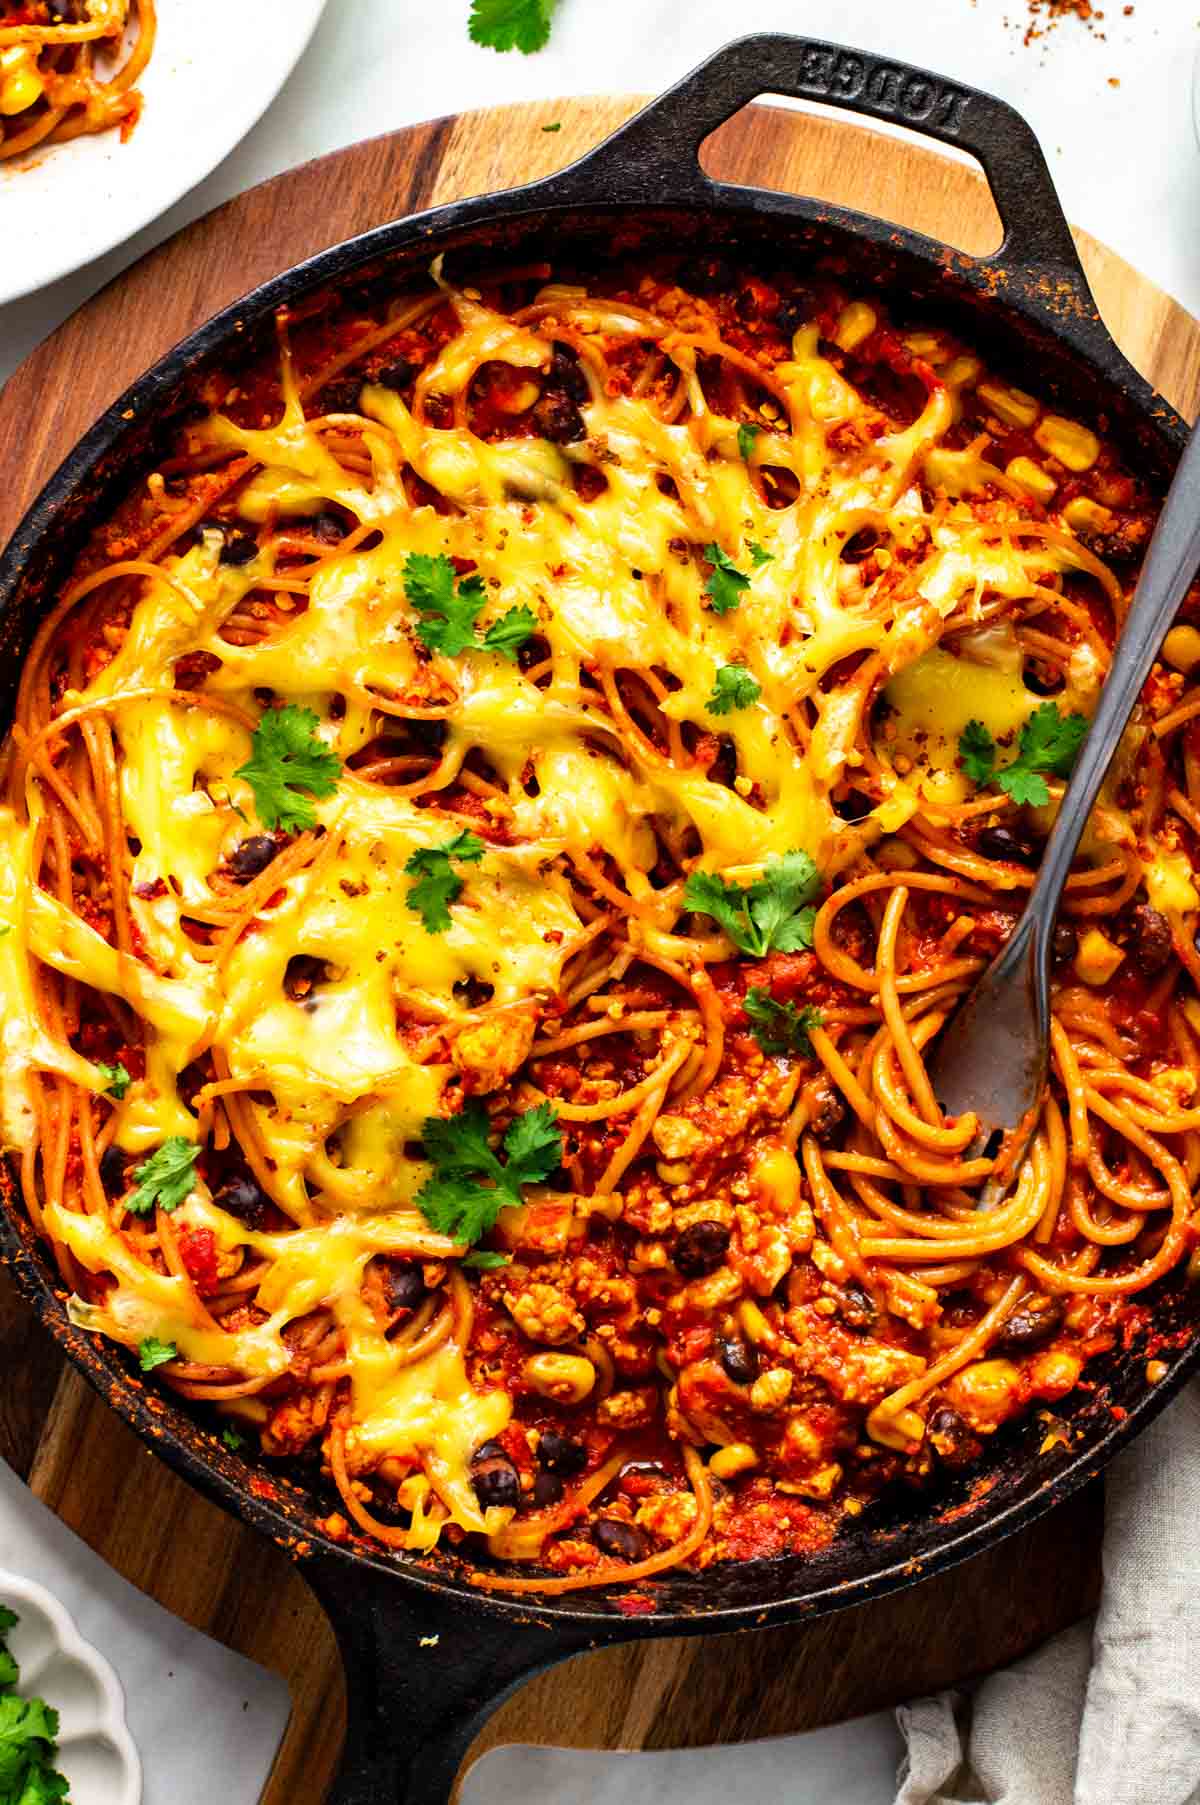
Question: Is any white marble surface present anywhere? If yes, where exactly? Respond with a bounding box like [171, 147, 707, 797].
[1, 1, 1197, 1800]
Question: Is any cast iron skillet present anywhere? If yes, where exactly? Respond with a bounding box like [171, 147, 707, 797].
[2, 33, 1199, 1805]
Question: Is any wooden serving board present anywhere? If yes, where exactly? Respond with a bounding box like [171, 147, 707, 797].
[1, 94, 1197, 1803]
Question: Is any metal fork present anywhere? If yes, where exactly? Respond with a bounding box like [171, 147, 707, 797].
[928, 419, 1200, 1178]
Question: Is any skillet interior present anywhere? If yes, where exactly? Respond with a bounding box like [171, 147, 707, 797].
[2, 193, 1198, 1635]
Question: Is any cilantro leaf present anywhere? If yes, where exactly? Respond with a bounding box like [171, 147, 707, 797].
[403, 552, 529, 659]
[1011, 701, 1089, 778]
[138, 1336, 178, 1373]
[127, 1137, 198, 1215]
[463, 1250, 512, 1270]
[737, 423, 761, 461]
[744, 988, 822, 1057]
[960, 704, 1087, 809]
[94, 1062, 130, 1100]
[0, 1610, 16, 1636]
[748, 541, 773, 567]
[404, 830, 485, 934]
[236, 704, 341, 833]
[221, 1426, 245, 1452]
[0, 1692, 66, 1800]
[479, 605, 537, 660]
[958, 719, 996, 785]
[468, 0, 560, 52]
[707, 664, 761, 715]
[684, 851, 821, 957]
[501, 1101, 562, 1184]
[415, 1100, 563, 1247]
[702, 544, 752, 616]
[0, 1647, 16, 1694]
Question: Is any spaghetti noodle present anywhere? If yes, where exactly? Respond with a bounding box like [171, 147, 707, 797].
[2, 248, 1197, 1586]
[0, 0, 153, 162]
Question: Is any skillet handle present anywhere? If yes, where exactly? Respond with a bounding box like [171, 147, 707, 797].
[305, 1556, 597, 1805]
[545, 33, 1091, 300]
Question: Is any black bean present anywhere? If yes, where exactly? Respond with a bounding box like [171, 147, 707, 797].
[549, 346, 589, 404]
[309, 511, 346, 545]
[808, 1080, 846, 1145]
[537, 1430, 587, 1474]
[472, 1441, 507, 1463]
[318, 378, 363, 414]
[283, 955, 326, 1001]
[775, 296, 809, 338]
[838, 1284, 878, 1333]
[718, 1337, 758, 1385]
[384, 1262, 426, 1313]
[228, 835, 279, 881]
[472, 1455, 521, 1509]
[213, 1175, 268, 1228]
[680, 254, 734, 294]
[1051, 920, 1077, 965]
[375, 357, 416, 392]
[673, 1219, 731, 1278]
[218, 532, 259, 567]
[992, 1297, 1066, 1356]
[1129, 903, 1173, 976]
[978, 824, 1039, 867]
[926, 1404, 979, 1468]
[532, 1470, 564, 1508]
[99, 1145, 128, 1196]
[592, 1517, 649, 1561]
[530, 392, 586, 444]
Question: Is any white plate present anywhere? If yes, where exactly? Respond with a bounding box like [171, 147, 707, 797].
[0, 1567, 142, 1805]
[0, 0, 328, 306]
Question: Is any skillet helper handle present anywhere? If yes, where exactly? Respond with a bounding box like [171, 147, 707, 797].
[553, 33, 1090, 297]
[306, 1558, 594, 1805]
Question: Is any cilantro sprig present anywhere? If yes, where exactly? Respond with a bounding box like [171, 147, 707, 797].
[415, 1100, 562, 1247]
[684, 850, 821, 957]
[702, 542, 772, 615]
[94, 1061, 130, 1100]
[737, 423, 761, 461]
[405, 830, 485, 934]
[126, 1137, 199, 1216]
[468, 0, 560, 52]
[744, 988, 822, 1057]
[707, 664, 761, 715]
[957, 703, 1088, 809]
[0, 1608, 72, 1803]
[402, 553, 534, 660]
[138, 1336, 178, 1373]
[236, 704, 341, 833]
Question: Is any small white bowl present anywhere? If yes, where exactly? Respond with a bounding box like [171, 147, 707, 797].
[0, 1568, 141, 1805]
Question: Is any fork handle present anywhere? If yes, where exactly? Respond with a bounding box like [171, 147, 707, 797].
[1027, 417, 1200, 940]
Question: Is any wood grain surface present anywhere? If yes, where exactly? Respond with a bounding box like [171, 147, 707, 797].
[1, 94, 1197, 1804]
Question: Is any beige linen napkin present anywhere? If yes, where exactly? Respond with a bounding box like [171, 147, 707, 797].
[896, 1383, 1200, 1805]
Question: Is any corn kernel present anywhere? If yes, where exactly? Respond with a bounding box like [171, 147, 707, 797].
[833, 302, 876, 353]
[709, 1442, 758, 1479]
[1074, 927, 1125, 987]
[749, 1367, 793, 1412]
[1062, 496, 1115, 537]
[0, 46, 44, 116]
[495, 379, 541, 414]
[1146, 1359, 1168, 1384]
[903, 331, 944, 362]
[737, 1299, 774, 1345]
[1035, 414, 1101, 472]
[945, 355, 982, 388]
[1006, 456, 1057, 504]
[976, 379, 1039, 429]
[1163, 625, 1200, 674]
[522, 1352, 596, 1404]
